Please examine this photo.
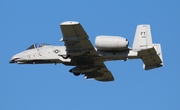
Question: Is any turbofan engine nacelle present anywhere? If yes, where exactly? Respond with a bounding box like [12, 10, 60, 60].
[95, 36, 129, 50]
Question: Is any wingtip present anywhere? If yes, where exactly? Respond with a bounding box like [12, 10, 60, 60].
[60, 21, 79, 25]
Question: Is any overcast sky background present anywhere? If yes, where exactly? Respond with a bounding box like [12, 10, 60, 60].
[1, 0, 180, 110]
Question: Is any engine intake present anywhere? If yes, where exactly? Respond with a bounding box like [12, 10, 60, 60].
[95, 35, 129, 50]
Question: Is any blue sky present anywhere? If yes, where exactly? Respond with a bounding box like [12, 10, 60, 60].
[1, 0, 180, 110]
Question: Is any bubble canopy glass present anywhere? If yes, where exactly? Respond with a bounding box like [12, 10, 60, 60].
[26, 43, 50, 50]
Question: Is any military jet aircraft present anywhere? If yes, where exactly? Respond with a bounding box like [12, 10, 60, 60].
[9, 21, 163, 82]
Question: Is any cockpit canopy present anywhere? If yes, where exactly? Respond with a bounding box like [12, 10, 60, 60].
[26, 43, 50, 50]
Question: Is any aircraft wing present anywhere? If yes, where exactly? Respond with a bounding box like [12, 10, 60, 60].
[60, 21, 98, 56]
[60, 21, 114, 81]
[82, 62, 114, 81]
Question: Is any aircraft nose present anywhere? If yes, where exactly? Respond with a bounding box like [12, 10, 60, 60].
[9, 55, 20, 63]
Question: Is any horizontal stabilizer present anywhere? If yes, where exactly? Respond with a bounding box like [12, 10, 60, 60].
[138, 44, 163, 70]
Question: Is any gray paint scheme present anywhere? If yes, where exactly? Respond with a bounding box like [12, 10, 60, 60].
[9, 21, 163, 82]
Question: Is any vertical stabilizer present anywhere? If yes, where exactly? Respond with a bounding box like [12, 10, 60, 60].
[132, 25, 153, 51]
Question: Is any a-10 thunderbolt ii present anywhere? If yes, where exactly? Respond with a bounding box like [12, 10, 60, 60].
[9, 21, 163, 82]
